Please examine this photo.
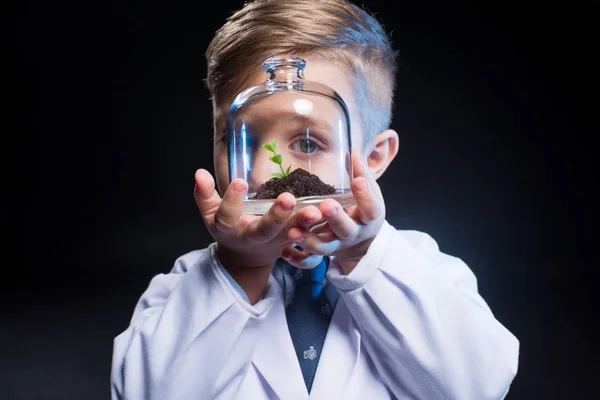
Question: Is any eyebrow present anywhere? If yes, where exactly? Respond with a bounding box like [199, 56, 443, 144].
[218, 111, 335, 138]
[271, 112, 334, 132]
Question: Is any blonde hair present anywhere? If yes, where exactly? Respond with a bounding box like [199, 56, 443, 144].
[205, 0, 398, 141]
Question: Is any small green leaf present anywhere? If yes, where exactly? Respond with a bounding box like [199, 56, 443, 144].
[269, 154, 282, 164]
[272, 173, 283, 178]
[262, 143, 275, 153]
[285, 165, 291, 176]
[270, 139, 277, 151]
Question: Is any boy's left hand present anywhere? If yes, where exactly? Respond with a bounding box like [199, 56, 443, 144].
[282, 150, 385, 275]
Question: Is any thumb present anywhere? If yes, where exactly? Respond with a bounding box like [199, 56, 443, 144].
[351, 149, 383, 199]
[194, 169, 222, 223]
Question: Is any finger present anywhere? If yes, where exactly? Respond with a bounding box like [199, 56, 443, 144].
[286, 227, 305, 243]
[284, 206, 322, 242]
[296, 230, 340, 256]
[283, 206, 322, 243]
[194, 169, 222, 223]
[289, 221, 329, 243]
[350, 148, 381, 195]
[344, 149, 353, 178]
[247, 192, 296, 242]
[297, 205, 324, 229]
[351, 148, 373, 180]
[281, 246, 323, 270]
[213, 179, 247, 234]
[351, 151, 384, 224]
[319, 198, 360, 239]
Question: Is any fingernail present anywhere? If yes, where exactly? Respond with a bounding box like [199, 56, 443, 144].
[323, 206, 338, 218]
[302, 218, 314, 226]
[232, 180, 247, 193]
[354, 178, 368, 192]
[280, 201, 294, 211]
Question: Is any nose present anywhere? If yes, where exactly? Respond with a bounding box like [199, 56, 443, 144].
[247, 149, 278, 194]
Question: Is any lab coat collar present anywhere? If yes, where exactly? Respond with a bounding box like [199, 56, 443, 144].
[251, 275, 308, 399]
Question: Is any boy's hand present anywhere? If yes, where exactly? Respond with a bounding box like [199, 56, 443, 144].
[193, 169, 323, 301]
[281, 150, 385, 275]
[194, 168, 296, 269]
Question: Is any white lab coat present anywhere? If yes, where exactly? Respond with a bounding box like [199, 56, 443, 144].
[111, 221, 519, 400]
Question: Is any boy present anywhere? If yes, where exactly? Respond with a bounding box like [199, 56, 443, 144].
[111, 1, 519, 399]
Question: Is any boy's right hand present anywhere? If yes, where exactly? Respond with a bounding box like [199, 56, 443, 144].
[193, 169, 322, 302]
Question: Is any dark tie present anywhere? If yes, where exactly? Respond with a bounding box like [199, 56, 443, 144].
[285, 257, 333, 393]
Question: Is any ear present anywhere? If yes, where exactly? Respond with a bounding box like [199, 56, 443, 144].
[365, 129, 399, 179]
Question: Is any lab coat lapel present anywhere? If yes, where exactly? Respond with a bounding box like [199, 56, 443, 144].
[251, 277, 308, 400]
[310, 297, 361, 400]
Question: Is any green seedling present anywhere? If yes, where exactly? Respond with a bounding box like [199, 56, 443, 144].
[263, 139, 291, 178]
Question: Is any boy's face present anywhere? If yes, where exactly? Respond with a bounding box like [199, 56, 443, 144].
[212, 57, 367, 195]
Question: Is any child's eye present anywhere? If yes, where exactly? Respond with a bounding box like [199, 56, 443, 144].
[290, 138, 321, 154]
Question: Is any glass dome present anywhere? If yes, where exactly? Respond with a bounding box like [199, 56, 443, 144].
[225, 56, 356, 214]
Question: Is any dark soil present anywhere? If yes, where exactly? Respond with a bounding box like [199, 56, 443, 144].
[251, 168, 337, 199]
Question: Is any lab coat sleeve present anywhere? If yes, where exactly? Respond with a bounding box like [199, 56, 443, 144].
[326, 221, 519, 400]
[110, 243, 276, 400]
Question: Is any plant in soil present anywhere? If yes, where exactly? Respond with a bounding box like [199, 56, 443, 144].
[251, 140, 337, 200]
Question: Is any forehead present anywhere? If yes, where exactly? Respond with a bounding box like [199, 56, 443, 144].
[213, 57, 359, 133]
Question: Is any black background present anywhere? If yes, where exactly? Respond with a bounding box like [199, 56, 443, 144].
[6, 0, 598, 399]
